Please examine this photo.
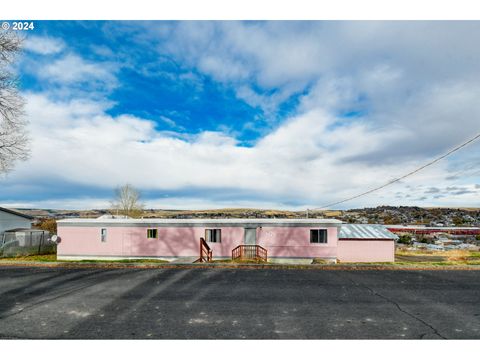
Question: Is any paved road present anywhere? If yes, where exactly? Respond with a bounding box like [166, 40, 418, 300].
[0, 266, 479, 339]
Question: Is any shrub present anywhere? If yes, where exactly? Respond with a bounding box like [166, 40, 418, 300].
[397, 234, 412, 245]
[37, 218, 57, 234]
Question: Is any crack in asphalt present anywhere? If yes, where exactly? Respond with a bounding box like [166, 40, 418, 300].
[338, 272, 447, 339]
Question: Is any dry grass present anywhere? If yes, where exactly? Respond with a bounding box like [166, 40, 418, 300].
[0, 254, 57, 262]
[2, 249, 480, 268]
[442, 250, 472, 261]
[312, 258, 329, 264]
[0, 255, 167, 264]
[395, 249, 480, 265]
[321, 211, 342, 217]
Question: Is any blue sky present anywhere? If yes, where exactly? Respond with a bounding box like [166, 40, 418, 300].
[1, 21, 480, 209]
[19, 22, 272, 141]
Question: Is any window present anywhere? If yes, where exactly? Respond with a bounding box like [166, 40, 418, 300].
[205, 229, 221, 243]
[147, 228, 158, 239]
[310, 229, 328, 243]
[101, 228, 107, 242]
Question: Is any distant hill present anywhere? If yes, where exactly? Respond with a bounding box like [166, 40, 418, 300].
[11, 206, 480, 226]
[15, 208, 304, 220]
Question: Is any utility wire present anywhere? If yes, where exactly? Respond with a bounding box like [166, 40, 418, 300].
[313, 132, 480, 210]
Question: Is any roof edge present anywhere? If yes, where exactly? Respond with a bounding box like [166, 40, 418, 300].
[339, 238, 396, 241]
[0, 207, 34, 220]
[56, 218, 343, 228]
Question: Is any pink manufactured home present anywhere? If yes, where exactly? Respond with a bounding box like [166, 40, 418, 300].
[56, 218, 397, 263]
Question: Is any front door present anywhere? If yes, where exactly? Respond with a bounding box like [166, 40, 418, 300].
[244, 228, 257, 245]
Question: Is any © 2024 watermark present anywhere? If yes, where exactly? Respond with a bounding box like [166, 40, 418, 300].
[2, 21, 35, 31]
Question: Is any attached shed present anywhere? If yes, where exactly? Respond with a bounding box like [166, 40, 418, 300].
[338, 224, 398, 263]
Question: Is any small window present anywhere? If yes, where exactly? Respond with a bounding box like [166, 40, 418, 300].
[310, 229, 327, 243]
[147, 228, 158, 239]
[101, 228, 107, 242]
[205, 229, 221, 243]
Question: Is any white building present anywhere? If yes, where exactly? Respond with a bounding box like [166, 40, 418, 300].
[0, 207, 33, 235]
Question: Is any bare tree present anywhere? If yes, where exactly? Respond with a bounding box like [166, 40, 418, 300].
[110, 184, 144, 218]
[0, 31, 29, 174]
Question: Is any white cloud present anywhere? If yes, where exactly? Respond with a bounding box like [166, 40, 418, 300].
[1, 196, 302, 211]
[5, 91, 478, 209]
[24, 36, 65, 55]
[40, 54, 117, 88]
[5, 22, 480, 210]
[158, 115, 186, 131]
[163, 22, 480, 125]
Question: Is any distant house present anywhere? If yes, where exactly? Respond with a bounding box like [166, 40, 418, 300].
[0, 208, 53, 257]
[0, 207, 33, 235]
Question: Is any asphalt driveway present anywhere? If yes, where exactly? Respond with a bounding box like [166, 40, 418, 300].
[0, 266, 479, 339]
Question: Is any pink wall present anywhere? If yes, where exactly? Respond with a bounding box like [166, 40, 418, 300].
[57, 225, 339, 259]
[337, 240, 394, 262]
[58, 226, 245, 258]
[257, 227, 338, 259]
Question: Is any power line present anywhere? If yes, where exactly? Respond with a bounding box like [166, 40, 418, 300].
[313, 132, 480, 210]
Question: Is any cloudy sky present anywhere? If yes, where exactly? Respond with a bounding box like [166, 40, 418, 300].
[1, 21, 480, 210]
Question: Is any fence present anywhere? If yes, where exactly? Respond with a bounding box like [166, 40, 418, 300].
[0, 230, 56, 258]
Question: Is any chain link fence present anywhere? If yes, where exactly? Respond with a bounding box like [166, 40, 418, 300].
[0, 230, 56, 258]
